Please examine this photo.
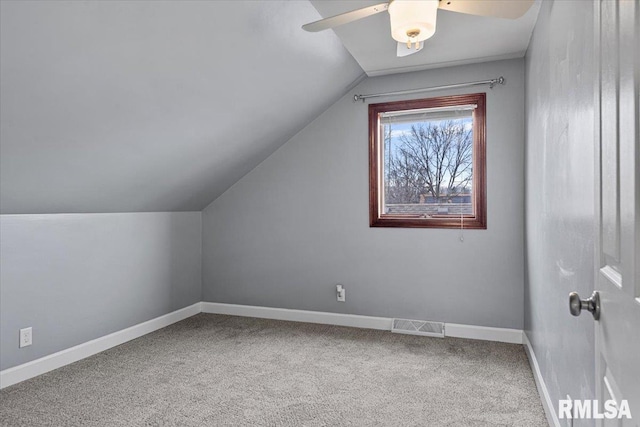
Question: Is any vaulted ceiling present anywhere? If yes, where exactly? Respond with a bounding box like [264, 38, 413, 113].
[0, 1, 363, 214]
[1, 1, 540, 215]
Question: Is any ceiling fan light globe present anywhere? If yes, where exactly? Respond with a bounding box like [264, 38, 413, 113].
[388, 0, 438, 43]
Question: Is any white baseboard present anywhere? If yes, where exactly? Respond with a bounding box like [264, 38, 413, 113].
[201, 302, 393, 330]
[201, 302, 523, 344]
[0, 302, 201, 389]
[1, 301, 526, 390]
[445, 323, 523, 344]
[523, 333, 560, 427]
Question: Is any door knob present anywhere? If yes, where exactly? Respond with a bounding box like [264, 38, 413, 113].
[569, 291, 600, 320]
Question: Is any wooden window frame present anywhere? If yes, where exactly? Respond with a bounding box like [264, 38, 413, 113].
[369, 92, 487, 229]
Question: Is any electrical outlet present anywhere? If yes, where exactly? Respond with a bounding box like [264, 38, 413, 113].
[336, 284, 346, 302]
[19, 327, 32, 348]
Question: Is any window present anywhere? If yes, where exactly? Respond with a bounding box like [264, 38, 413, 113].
[369, 93, 486, 229]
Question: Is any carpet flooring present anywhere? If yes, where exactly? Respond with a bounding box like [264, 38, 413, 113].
[0, 314, 547, 426]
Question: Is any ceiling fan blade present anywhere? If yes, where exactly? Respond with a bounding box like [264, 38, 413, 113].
[438, 0, 535, 19]
[397, 41, 423, 57]
[302, 2, 389, 32]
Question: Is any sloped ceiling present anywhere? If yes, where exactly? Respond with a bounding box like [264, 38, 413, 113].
[0, 1, 363, 214]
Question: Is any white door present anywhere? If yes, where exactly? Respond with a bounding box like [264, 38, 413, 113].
[594, 0, 639, 425]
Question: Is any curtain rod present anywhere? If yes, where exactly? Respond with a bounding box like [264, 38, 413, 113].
[353, 76, 505, 103]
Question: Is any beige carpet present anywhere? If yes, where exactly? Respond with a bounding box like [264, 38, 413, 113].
[0, 314, 547, 426]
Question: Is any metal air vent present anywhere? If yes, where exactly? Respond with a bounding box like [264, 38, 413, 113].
[391, 318, 445, 338]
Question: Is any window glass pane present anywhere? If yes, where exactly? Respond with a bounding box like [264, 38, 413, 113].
[381, 108, 474, 217]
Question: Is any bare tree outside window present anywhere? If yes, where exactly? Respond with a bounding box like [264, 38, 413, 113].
[369, 93, 486, 229]
[384, 118, 473, 214]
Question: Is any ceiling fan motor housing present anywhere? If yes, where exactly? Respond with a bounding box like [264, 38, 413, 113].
[388, 0, 439, 44]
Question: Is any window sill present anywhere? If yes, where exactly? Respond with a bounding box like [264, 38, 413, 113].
[370, 216, 486, 229]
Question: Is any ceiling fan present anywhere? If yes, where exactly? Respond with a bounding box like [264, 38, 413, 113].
[302, 0, 535, 57]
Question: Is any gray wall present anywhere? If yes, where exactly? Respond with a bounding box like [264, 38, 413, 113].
[0, 212, 202, 370]
[524, 0, 596, 423]
[202, 59, 525, 329]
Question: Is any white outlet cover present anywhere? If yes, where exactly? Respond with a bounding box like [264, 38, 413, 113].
[19, 327, 32, 348]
